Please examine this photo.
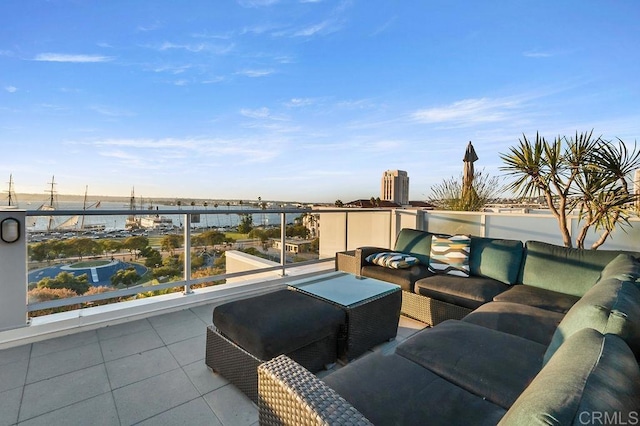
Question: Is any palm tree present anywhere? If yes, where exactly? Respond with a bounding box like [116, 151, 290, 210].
[500, 131, 640, 249]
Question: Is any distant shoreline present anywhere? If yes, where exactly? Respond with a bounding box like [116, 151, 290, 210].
[9, 193, 323, 206]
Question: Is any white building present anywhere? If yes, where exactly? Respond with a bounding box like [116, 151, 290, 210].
[381, 170, 409, 206]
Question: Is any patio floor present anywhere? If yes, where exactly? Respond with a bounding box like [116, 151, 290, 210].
[0, 303, 426, 426]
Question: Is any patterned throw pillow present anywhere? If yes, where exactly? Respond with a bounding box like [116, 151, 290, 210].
[366, 252, 420, 269]
[428, 235, 471, 277]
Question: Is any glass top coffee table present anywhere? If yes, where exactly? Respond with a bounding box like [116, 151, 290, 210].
[288, 272, 401, 360]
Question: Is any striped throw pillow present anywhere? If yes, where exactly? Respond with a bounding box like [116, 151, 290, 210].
[366, 252, 420, 269]
[428, 235, 471, 277]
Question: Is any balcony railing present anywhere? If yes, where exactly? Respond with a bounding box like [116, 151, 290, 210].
[1, 205, 638, 349]
[24, 207, 326, 312]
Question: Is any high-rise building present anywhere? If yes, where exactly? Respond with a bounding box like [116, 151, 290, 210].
[381, 170, 409, 206]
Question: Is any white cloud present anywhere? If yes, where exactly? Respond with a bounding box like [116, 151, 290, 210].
[156, 41, 234, 55]
[236, 69, 274, 77]
[240, 107, 289, 121]
[411, 97, 522, 125]
[5, 86, 17, 93]
[285, 98, 316, 107]
[89, 105, 135, 117]
[33, 53, 114, 63]
[523, 50, 554, 58]
[294, 21, 331, 37]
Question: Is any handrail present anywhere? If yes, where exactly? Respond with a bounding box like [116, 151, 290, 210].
[24, 206, 350, 312]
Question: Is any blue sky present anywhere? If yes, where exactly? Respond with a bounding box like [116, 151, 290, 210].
[1, 0, 639, 203]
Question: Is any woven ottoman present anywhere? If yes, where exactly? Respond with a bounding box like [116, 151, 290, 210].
[206, 289, 346, 402]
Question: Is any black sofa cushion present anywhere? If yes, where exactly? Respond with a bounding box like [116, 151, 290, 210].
[463, 301, 564, 345]
[500, 329, 640, 425]
[213, 290, 345, 360]
[396, 320, 546, 409]
[414, 274, 510, 310]
[360, 264, 432, 292]
[323, 350, 506, 426]
[493, 284, 580, 313]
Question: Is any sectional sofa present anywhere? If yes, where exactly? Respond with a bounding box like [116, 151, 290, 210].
[256, 229, 640, 425]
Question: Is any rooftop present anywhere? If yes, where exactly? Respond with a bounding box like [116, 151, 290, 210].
[0, 302, 425, 426]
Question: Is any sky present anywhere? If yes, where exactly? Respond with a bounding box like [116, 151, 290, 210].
[1, 0, 639, 204]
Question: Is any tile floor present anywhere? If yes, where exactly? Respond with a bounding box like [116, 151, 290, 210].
[0, 304, 426, 426]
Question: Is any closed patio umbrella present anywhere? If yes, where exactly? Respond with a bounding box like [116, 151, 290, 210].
[462, 141, 478, 198]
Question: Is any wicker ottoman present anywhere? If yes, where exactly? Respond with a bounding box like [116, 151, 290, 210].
[206, 289, 346, 403]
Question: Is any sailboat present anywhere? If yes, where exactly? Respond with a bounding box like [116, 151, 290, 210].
[125, 187, 173, 230]
[56, 185, 104, 232]
[25, 176, 58, 231]
[3, 174, 18, 207]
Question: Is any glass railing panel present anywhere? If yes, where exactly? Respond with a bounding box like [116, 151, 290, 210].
[425, 212, 483, 236]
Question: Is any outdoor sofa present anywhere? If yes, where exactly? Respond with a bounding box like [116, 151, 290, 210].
[257, 229, 640, 425]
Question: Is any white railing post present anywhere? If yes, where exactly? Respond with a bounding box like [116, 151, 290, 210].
[0, 209, 28, 331]
[280, 212, 287, 276]
[183, 213, 193, 294]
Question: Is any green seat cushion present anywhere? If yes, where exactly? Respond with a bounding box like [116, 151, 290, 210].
[520, 241, 637, 296]
[493, 285, 580, 314]
[396, 320, 546, 409]
[324, 351, 506, 426]
[361, 264, 432, 292]
[500, 329, 640, 425]
[544, 278, 640, 363]
[415, 275, 510, 310]
[463, 301, 564, 345]
[469, 237, 524, 285]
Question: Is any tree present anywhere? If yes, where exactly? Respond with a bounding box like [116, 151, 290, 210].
[335, 199, 344, 207]
[237, 214, 253, 233]
[110, 267, 140, 288]
[99, 239, 122, 257]
[122, 236, 149, 258]
[500, 131, 640, 249]
[67, 238, 101, 260]
[161, 234, 182, 254]
[143, 247, 163, 267]
[37, 271, 90, 294]
[429, 170, 502, 211]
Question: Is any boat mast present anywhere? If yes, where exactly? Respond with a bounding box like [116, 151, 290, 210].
[6, 174, 17, 206]
[46, 176, 57, 231]
[81, 185, 88, 230]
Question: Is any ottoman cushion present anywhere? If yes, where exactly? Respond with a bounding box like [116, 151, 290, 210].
[213, 290, 345, 360]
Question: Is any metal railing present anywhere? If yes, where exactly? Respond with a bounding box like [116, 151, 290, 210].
[26, 207, 333, 312]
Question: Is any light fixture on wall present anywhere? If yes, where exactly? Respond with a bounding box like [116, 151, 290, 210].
[1, 218, 20, 243]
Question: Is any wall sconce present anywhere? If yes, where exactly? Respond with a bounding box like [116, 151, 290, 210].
[1, 218, 20, 243]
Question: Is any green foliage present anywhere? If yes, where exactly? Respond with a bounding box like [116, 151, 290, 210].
[237, 214, 254, 233]
[429, 170, 502, 211]
[192, 230, 226, 247]
[36, 271, 90, 294]
[122, 236, 149, 257]
[110, 267, 140, 288]
[143, 248, 163, 268]
[500, 130, 640, 249]
[161, 234, 182, 254]
[152, 265, 181, 280]
[286, 224, 310, 238]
